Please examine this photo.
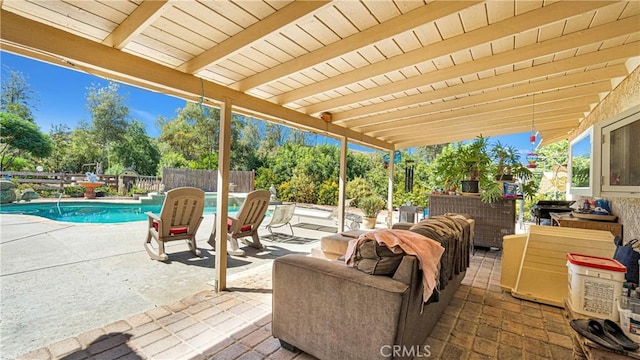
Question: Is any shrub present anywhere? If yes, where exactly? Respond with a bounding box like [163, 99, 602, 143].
[15, 183, 58, 198]
[317, 179, 338, 205]
[255, 167, 277, 191]
[97, 185, 118, 196]
[392, 185, 431, 209]
[129, 186, 149, 196]
[277, 181, 293, 202]
[346, 177, 375, 207]
[289, 172, 316, 204]
[64, 185, 85, 197]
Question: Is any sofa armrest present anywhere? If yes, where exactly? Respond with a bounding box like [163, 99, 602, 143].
[272, 254, 410, 360]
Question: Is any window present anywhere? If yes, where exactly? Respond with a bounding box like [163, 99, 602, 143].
[569, 126, 596, 196]
[569, 105, 640, 197]
[601, 105, 640, 195]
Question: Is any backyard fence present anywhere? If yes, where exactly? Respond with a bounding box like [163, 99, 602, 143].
[65, 173, 118, 188]
[0, 171, 66, 191]
[135, 175, 162, 192]
[162, 168, 254, 193]
[1, 169, 254, 194]
[1, 172, 128, 191]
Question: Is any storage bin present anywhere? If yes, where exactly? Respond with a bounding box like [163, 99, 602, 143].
[617, 300, 640, 342]
[567, 253, 626, 321]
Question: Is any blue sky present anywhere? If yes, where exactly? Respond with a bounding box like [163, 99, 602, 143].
[1, 50, 539, 156]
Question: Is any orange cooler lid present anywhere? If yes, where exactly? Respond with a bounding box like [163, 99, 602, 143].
[566, 253, 626, 272]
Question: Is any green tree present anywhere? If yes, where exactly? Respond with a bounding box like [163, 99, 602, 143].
[1, 68, 36, 122]
[157, 152, 190, 176]
[62, 123, 101, 173]
[288, 128, 307, 146]
[110, 120, 160, 175]
[0, 112, 53, 170]
[86, 82, 130, 170]
[414, 143, 449, 164]
[236, 117, 264, 171]
[45, 124, 72, 172]
[537, 140, 569, 169]
[347, 151, 373, 180]
[260, 122, 284, 157]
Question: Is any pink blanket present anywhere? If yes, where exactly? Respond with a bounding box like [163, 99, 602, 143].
[345, 229, 445, 302]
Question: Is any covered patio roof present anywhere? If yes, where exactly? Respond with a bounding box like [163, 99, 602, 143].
[1, 0, 639, 149]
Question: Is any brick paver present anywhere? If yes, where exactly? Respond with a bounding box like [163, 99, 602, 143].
[18, 250, 577, 359]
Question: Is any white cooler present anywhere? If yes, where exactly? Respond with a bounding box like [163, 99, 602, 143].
[567, 253, 626, 321]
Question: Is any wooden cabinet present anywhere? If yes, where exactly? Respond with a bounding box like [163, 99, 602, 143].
[428, 195, 515, 249]
[550, 212, 623, 239]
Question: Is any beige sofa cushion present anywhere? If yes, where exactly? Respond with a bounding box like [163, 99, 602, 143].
[320, 230, 368, 256]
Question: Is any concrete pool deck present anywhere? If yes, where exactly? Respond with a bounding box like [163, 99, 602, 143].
[0, 205, 341, 359]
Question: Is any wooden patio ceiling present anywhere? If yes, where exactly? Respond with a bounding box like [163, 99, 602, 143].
[1, 0, 639, 150]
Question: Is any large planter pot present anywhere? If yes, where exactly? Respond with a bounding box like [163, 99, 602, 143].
[461, 180, 479, 193]
[362, 217, 377, 229]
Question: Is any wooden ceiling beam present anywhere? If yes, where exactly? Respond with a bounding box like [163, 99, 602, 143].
[178, 1, 331, 74]
[303, 14, 639, 115]
[385, 116, 580, 144]
[235, 1, 481, 92]
[363, 94, 598, 136]
[368, 98, 594, 138]
[539, 128, 575, 145]
[279, 1, 616, 106]
[0, 9, 393, 151]
[102, 0, 173, 49]
[342, 69, 618, 129]
[332, 43, 638, 123]
[393, 120, 579, 148]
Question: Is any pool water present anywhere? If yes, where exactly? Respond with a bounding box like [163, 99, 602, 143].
[0, 202, 242, 224]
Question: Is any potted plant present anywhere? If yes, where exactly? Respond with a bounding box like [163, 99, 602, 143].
[459, 135, 492, 194]
[429, 144, 465, 194]
[491, 141, 519, 181]
[358, 195, 385, 229]
[483, 144, 537, 202]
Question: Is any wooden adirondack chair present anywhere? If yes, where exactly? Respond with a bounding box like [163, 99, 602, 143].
[208, 189, 270, 256]
[144, 187, 205, 261]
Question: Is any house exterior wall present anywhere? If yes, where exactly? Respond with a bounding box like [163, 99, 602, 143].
[569, 65, 640, 241]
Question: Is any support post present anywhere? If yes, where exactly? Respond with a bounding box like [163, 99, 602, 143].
[337, 136, 347, 232]
[386, 150, 395, 228]
[214, 98, 232, 292]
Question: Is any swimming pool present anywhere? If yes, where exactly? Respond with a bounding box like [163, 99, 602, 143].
[0, 201, 242, 224]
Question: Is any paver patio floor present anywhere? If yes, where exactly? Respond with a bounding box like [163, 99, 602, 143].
[2, 212, 576, 359]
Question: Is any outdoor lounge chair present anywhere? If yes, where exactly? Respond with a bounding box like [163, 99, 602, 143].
[144, 187, 205, 261]
[208, 189, 270, 256]
[328, 198, 361, 230]
[265, 203, 296, 238]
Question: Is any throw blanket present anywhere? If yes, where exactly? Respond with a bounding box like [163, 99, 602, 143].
[345, 229, 445, 302]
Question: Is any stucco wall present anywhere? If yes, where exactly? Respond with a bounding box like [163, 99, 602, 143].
[609, 197, 640, 241]
[570, 64, 640, 241]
